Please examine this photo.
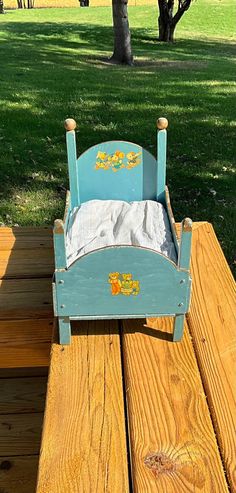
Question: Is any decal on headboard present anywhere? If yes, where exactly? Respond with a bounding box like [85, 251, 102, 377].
[108, 273, 140, 296]
[95, 150, 141, 172]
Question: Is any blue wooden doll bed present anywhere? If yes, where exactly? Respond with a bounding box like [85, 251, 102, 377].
[53, 117, 192, 345]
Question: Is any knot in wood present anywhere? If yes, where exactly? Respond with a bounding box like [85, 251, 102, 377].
[0, 460, 12, 470]
[144, 452, 177, 476]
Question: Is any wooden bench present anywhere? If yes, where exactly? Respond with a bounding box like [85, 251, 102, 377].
[0, 222, 235, 492]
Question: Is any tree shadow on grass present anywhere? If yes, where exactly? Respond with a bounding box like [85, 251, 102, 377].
[0, 21, 235, 270]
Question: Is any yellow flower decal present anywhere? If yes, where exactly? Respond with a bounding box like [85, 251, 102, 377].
[108, 273, 140, 296]
[95, 150, 141, 171]
[97, 151, 107, 160]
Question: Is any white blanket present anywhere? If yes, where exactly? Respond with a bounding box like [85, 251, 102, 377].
[66, 200, 177, 266]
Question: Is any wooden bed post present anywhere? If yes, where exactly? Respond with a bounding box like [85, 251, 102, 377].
[178, 217, 192, 271]
[64, 118, 80, 209]
[156, 117, 168, 203]
[173, 217, 192, 341]
[53, 219, 66, 269]
[53, 219, 71, 344]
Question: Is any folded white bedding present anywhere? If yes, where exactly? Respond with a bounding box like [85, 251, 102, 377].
[66, 199, 177, 266]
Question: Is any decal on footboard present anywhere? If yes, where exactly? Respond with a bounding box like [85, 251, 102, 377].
[108, 273, 140, 296]
[96, 150, 141, 172]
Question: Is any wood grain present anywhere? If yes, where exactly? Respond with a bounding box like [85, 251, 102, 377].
[0, 413, 44, 456]
[0, 319, 52, 346]
[122, 318, 229, 492]
[0, 226, 53, 280]
[36, 320, 129, 493]
[0, 455, 39, 493]
[0, 248, 54, 279]
[0, 345, 50, 368]
[187, 222, 236, 491]
[0, 377, 47, 414]
[0, 278, 52, 319]
[0, 319, 52, 369]
[0, 227, 52, 251]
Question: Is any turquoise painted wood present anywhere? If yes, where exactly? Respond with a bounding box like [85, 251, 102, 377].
[58, 317, 71, 345]
[164, 188, 179, 254]
[53, 120, 193, 343]
[54, 247, 191, 318]
[66, 130, 80, 208]
[77, 141, 157, 203]
[53, 229, 66, 269]
[173, 314, 185, 341]
[178, 221, 192, 270]
[157, 129, 167, 203]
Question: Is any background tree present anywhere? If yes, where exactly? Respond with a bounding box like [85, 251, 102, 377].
[158, 0, 192, 42]
[16, 0, 25, 8]
[111, 0, 133, 65]
[0, 0, 5, 13]
[16, 0, 34, 8]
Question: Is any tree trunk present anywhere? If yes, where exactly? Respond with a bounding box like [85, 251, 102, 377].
[158, 0, 192, 42]
[158, 15, 175, 42]
[111, 0, 133, 65]
[0, 0, 4, 13]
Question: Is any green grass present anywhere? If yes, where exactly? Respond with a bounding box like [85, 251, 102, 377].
[0, 0, 235, 273]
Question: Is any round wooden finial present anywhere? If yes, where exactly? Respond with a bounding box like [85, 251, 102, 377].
[157, 117, 168, 130]
[183, 217, 192, 232]
[54, 219, 64, 234]
[64, 118, 76, 131]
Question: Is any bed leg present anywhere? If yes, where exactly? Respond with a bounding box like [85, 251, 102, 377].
[173, 314, 185, 342]
[58, 317, 71, 345]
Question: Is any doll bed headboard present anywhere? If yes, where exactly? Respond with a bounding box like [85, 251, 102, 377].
[64, 118, 168, 209]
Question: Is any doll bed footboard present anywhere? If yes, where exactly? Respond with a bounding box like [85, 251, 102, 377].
[53, 246, 192, 344]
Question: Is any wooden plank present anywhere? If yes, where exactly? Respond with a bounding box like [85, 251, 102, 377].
[0, 455, 39, 493]
[122, 318, 229, 492]
[0, 318, 52, 344]
[0, 345, 50, 369]
[0, 377, 47, 414]
[0, 248, 54, 279]
[0, 319, 52, 346]
[0, 227, 52, 251]
[0, 413, 43, 456]
[36, 320, 129, 493]
[0, 319, 52, 368]
[0, 279, 52, 319]
[187, 222, 236, 491]
[0, 226, 53, 279]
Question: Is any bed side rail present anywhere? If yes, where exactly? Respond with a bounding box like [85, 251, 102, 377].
[164, 185, 179, 254]
[53, 190, 71, 269]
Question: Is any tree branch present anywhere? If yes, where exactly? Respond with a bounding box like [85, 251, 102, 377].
[173, 0, 192, 26]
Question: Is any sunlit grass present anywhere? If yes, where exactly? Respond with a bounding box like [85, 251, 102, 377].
[0, 0, 235, 273]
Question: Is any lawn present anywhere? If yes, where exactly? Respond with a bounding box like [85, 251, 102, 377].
[0, 0, 235, 273]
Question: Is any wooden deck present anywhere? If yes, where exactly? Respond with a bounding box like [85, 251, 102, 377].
[0, 222, 235, 492]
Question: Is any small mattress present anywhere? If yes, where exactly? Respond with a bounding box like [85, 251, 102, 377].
[66, 199, 177, 267]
